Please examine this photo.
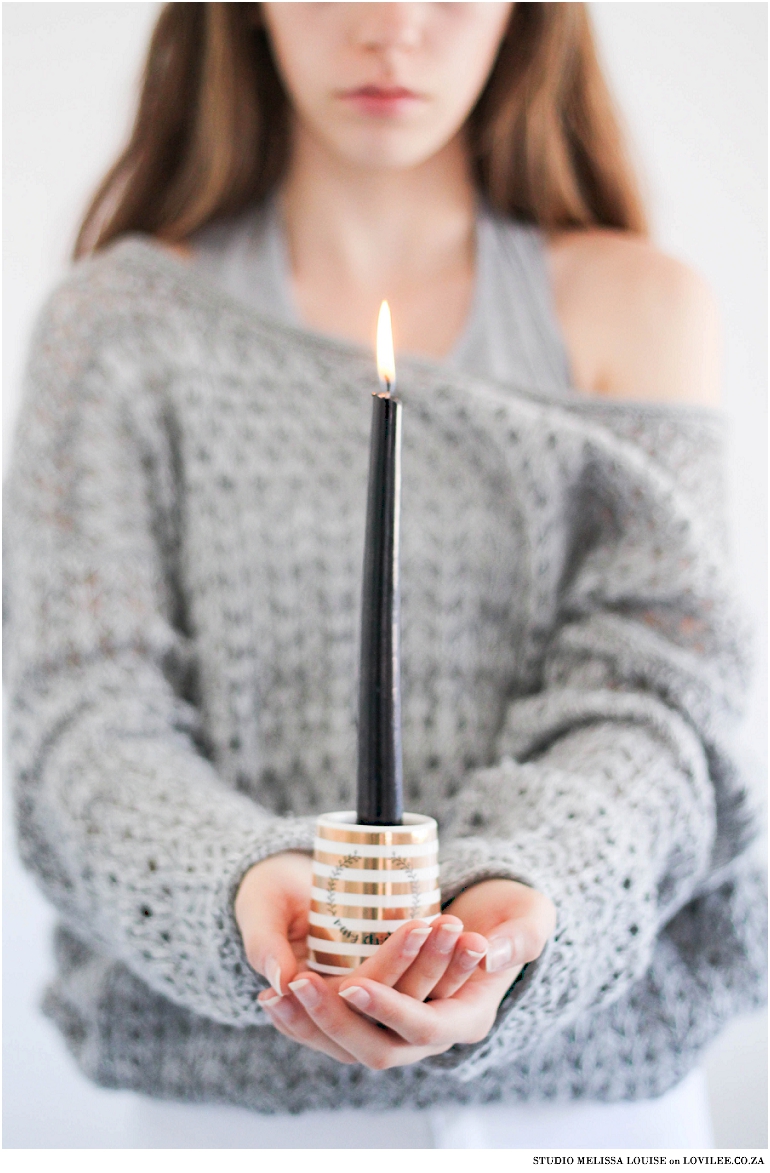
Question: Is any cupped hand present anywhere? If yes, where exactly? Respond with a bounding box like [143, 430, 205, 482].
[253, 872, 555, 1070]
[235, 851, 314, 996]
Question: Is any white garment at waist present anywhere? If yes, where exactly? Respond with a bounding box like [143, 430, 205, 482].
[127, 1068, 712, 1149]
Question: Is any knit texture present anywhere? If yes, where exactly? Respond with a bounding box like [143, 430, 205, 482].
[4, 238, 766, 1111]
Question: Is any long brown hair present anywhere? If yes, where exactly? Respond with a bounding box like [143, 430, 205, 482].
[74, 2, 647, 258]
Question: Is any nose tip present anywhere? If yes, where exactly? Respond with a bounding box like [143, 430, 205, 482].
[357, 3, 424, 53]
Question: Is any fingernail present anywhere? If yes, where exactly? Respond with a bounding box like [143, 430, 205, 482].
[403, 925, 432, 957]
[260, 993, 283, 1008]
[266, 957, 282, 996]
[434, 922, 464, 954]
[459, 948, 487, 972]
[485, 937, 515, 973]
[288, 978, 320, 1008]
[339, 986, 371, 1011]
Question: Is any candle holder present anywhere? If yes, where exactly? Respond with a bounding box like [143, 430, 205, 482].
[307, 811, 441, 974]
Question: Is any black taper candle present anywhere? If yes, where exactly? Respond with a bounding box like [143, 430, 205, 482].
[356, 383, 404, 826]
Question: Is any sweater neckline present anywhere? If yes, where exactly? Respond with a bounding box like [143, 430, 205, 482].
[94, 234, 723, 424]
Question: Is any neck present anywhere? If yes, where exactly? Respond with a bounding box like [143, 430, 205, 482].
[279, 122, 477, 298]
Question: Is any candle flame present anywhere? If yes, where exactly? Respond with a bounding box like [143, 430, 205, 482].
[376, 301, 396, 392]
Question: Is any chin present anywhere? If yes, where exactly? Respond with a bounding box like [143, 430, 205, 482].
[334, 129, 455, 173]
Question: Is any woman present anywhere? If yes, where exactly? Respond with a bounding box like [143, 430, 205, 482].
[5, 2, 765, 1149]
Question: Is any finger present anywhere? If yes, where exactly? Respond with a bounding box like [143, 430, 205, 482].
[427, 932, 488, 999]
[243, 926, 301, 996]
[342, 919, 434, 989]
[394, 917, 465, 1000]
[484, 908, 553, 975]
[338, 978, 492, 1049]
[235, 855, 312, 995]
[287, 973, 446, 1070]
[241, 879, 313, 994]
[260, 993, 357, 1065]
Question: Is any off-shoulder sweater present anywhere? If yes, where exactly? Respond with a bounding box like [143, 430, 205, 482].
[4, 239, 766, 1112]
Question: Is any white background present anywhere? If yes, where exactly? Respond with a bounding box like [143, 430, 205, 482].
[3, 1, 767, 1149]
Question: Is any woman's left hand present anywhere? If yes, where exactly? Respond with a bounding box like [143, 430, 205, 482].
[258, 879, 555, 1069]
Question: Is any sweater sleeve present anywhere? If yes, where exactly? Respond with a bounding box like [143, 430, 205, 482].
[430, 408, 753, 1080]
[4, 285, 314, 1028]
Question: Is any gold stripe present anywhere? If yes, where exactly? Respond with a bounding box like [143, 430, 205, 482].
[311, 877, 438, 896]
[313, 851, 437, 870]
[311, 899, 441, 920]
[308, 950, 362, 969]
[316, 826, 436, 846]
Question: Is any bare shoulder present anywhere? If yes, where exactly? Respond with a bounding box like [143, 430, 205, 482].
[545, 229, 721, 406]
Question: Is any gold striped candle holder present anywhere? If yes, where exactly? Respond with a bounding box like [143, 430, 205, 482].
[307, 811, 441, 975]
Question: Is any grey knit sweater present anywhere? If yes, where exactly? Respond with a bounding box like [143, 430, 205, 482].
[4, 239, 766, 1112]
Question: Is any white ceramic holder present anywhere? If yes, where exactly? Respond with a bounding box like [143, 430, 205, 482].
[307, 811, 441, 975]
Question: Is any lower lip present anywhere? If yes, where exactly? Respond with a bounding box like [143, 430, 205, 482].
[342, 91, 422, 117]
